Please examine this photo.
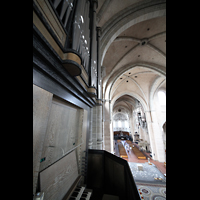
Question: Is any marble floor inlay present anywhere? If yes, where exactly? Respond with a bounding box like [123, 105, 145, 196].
[137, 184, 166, 200]
[128, 162, 166, 184]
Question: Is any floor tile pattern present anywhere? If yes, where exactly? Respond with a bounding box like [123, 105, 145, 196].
[137, 184, 166, 200]
[128, 162, 166, 183]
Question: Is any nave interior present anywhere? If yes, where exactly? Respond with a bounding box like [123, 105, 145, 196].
[33, 0, 166, 199]
[114, 138, 166, 200]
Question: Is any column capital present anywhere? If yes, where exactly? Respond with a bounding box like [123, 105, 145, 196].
[103, 99, 111, 103]
[96, 98, 103, 106]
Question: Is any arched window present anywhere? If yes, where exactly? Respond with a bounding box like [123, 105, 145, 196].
[118, 120, 122, 128]
[157, 91, 166, 105]
[125, 120, 129, 128]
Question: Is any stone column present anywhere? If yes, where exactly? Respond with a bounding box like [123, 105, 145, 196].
[150, 110, 165, 162]
[103, 99, 111, 152]
[145, 110, 166, 161]
[96, 99, 103, 149]
[89, 101, 103, 150]
[92, 106, 97, 149]
[129, 115, 134, 139]
[88, 107, 93, 149]
[145, 111, 156, 158]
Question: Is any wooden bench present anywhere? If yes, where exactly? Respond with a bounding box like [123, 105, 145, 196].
[131, 145, 146, 160]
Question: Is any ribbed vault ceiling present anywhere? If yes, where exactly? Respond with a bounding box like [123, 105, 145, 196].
[97, 0, 166, 112]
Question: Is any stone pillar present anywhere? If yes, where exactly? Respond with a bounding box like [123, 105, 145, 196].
[89, 100, 103, 150]
[92, 106, 97, 149]
[129, 115, 134, 139]
[145, 110, 165, 162]
[88, 107, 93, 149]
[150, 110, 165, 162]
[103, 99, 111, 152]
[96, 100, 103, 149]
[145, 110, 157, 160]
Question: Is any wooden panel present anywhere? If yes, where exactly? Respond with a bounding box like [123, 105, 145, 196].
[33, 10, 64, 58]
[34, 0, 66, 46]
[39, 96, 84, 171]
[87, 153, 104, 188]
[33, 84, 53, 194]
[104, 156, 125, 198]
[40, 150, 78, 200]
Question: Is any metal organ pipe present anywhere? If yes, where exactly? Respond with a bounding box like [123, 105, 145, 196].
[90, 0, 98, 87]
[72, 0, 90, 72]
[53, 0, 74, 29]
[82, 1, 90, 72]
[63, 0, 74, 28]
[72, 0, 85, 52]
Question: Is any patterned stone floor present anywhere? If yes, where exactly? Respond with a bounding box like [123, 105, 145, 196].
[114, 140, 166, 175]
[128, 162, 166, 199]
[114, 140, 166, 199]
[128, 162, 166, 184]
[136, 183, 166, 200]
